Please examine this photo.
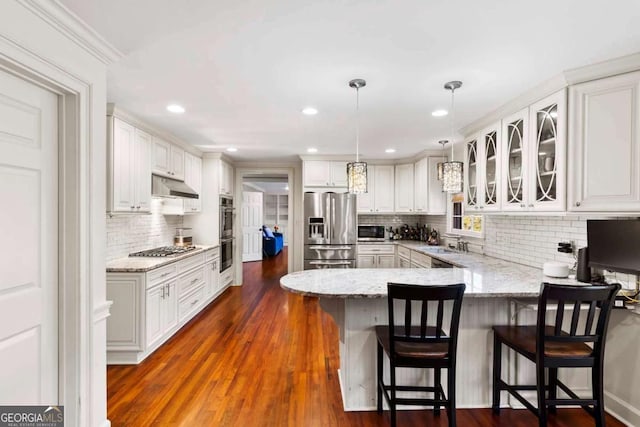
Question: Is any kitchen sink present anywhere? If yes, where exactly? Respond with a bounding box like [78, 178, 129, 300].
[418, 246, 454, 254]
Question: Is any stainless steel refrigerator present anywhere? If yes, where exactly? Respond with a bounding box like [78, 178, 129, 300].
[304, 192, 357, 269]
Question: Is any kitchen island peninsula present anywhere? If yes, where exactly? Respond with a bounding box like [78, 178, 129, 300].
[280, 251, 584, 411]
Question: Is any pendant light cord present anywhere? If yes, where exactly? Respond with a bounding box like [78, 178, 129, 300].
[450, 87, 455, 162]
[356, 86, 360, 162]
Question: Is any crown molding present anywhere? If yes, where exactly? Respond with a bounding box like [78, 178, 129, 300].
[17, 0, 124, 65]
[564, 51, 640, 85]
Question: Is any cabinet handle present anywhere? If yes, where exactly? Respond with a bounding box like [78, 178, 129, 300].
[160, 272, 171, 277]
[575, 201, 581, 207]
[409, 209, 412, 212]
[520, 203, 525, 208]
[191, 278, 199, 285]
[529, 204, 534, 208]
[130, 205, 135, 209]
[166, 284, 170, 297]
[191, 299, 199, 306]
[161, 286, 165, 299]
[136, 205, 141, 209]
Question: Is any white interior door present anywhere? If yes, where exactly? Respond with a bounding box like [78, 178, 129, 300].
[242, 191, 263, 262]
[0, 69, 59, 403]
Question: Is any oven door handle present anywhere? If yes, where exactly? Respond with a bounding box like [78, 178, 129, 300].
[220, 238, 235, 243]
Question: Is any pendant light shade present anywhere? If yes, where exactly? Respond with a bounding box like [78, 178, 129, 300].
[347, 78, 368, 194]
[441, 80, 464, 193]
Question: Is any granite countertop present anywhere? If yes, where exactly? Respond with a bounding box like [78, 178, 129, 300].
[106, 245, 218, 273]
[282, 244, 580, 298]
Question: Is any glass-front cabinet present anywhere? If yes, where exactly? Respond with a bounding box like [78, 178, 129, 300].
[498, 90, 566, 212]
[464, 122, 501, 212]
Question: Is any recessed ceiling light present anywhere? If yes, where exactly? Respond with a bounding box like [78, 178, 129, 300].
[385, 148, 396, 153]
[307, 147, 318, 153]
[166, 104, 185, 114]
[226, 147, 238, 152]
[302, 107, 318, 115]
[432, 109, 448, 117]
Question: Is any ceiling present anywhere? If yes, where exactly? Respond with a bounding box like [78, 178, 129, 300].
[61, 0, 640, 162]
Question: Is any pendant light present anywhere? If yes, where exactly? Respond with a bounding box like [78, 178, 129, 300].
[347, 78, 368, 194]
[436, 140, 448, 181]
[441, 80, 464, 193]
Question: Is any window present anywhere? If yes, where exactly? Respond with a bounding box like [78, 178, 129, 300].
[448, 193, 483, 237]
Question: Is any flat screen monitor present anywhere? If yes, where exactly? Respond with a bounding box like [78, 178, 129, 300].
[587, 219, 640, 275]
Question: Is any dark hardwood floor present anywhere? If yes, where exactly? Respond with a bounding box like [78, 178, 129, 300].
[107, 248, 625, 426]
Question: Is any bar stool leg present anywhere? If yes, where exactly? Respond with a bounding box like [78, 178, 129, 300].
[492, 336, 502, 413]
[536, 363, 547, 427]
[447, 366, 456, 427]
[377, 342, 383, 413]
[548, 367, 558, 414]
[390, 365, 397, 427]
[434, 368, 441, 415]
[593, 363, 605, 427]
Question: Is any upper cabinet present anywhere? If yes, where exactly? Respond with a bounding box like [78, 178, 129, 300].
[303, 160, 348, 188]
[414, 157, 429, 213]
[184, 152, 202, 213]
[465, 122, 502, 212]
[394, 163, 414, 213]
[427, 156, 447, 214]
[152, 137, 185, 181]
[107, 117, 152, 213]
[465, 89, 566, 213]
[568, 71, 640, 212]
[220, 160, 234, 196]
[357, 165, 395, 213]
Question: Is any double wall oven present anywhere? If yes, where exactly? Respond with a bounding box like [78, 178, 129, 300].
[220, 195, 234, 272]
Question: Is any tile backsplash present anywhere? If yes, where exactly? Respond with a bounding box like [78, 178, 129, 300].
[358, 214, 446, 236]
[106, 198, 184, 261]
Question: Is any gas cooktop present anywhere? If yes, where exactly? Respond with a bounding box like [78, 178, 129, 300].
[129, 246, 197, 257]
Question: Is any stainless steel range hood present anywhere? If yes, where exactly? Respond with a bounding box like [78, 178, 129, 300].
[152, 174, 199, 199]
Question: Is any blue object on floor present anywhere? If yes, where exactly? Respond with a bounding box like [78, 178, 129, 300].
[262, 226, 283, 257]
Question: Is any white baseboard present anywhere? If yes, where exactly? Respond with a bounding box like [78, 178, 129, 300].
[100, 420, 111, 427]
[605, 391, 640, 427]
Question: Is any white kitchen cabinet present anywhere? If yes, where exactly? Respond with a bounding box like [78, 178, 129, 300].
[427, 157, 447, 214]
[414, 157, 429, 212]
[501, 108, 530, 211]
[303, 160, 348, 187]
[107, 248, 228, 364]
[152, 136, 185, 180]
[357, 244, 395, 268]
[145, 280, 178, 349]
[410, 250, 432, 268]
[568, 71, 640, 212]
[184, 152, 202, 213]
[220, 160, 234, 195]
[465, 121, 501, 212]
[357, 165, 395, 213]
[108, 117, 152, 213]
[394, 163, 415, 213]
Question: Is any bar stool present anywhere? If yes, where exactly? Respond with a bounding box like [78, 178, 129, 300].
[375, 282, 466, 427]
[492, 282, 620, 427]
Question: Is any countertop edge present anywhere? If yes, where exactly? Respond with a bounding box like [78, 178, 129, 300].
[106, 245, 218, 273]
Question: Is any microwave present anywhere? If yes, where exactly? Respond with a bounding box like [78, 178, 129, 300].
[357, 225, 386, 241]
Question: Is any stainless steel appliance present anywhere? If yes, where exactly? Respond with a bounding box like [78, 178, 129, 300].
[304, 192, 357, 269]
[357, 225, 386, 241]
[220, 195, 234, 272]
[129, 246, 197, 257]
[152, 174, 199, 199]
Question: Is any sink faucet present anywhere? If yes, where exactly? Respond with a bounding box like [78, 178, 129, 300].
[456, 239, 469, 253]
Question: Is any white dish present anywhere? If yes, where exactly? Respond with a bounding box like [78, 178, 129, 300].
[543, 262, 570, 278]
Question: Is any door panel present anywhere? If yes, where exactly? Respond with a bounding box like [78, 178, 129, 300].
[242, 191, 263, 262]
[0, 69, 58, 404]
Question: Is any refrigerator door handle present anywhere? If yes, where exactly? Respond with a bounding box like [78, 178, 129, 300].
[331, 197, 336, 241]
[308, 245, 352, 250]
[309, 260, 352, 265]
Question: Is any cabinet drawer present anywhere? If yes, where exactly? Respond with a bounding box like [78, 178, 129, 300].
[147, 263, 177, 288]
[178, 265, 205, 297]
[205, 247, 220, 261]
[358, 244, 395, 255]
[410, 251, 432, 268]
[397, 246, 411, 259]
[178, 284, 205, 323]
[177, 253, 205, 275]
[220, 268, 233, 287]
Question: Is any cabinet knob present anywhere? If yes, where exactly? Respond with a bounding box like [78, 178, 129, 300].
[130, 205, 135, 209]
[529, 204, 534, 208]
[520, 203, 525, 208]
[575, 201, 581, 207]
[136, 205, 141, 209]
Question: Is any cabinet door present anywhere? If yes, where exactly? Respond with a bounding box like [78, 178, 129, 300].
[373, 165, 395, 212]
[357, 254, 376, 268]
[377, 255, 395, 268]
[184, 152, 202, 213]
[220, 160, 234, 195]
[304, 160, 331, 187]
[134, 129, 152, 212]
[501, 108, 529, 211]
[357, 165, 375, 213]
[528, 90, 566, 211]
[152, 137, 172, 177]
[170, 145, 185, 180]
[112, 118, 136, 212]
[394, 163, 414, 213]
[414, 157, 429, 212]
[145, 285, 165, 348]
[427, 157, 447, 214]
[163, 281, 178, 333]
[480, 123, 501, 211]
[569, 71, 640, 211]
[330, 161, 348, 187]
[465, 137, 480, 211]
[205, 259, 219, 296]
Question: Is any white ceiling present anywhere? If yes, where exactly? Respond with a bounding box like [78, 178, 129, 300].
[62, 0, 640, 162]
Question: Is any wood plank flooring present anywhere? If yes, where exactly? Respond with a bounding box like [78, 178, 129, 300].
[107, 248, 625, 426]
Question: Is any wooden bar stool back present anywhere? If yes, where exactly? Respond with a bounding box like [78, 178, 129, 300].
[492, 282, 620, 427]
[376, 282, 466, 427]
